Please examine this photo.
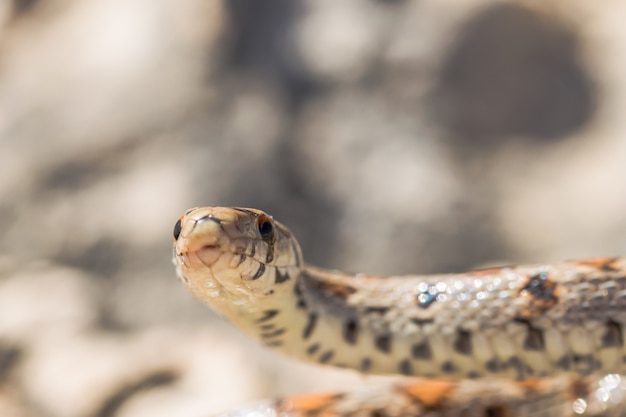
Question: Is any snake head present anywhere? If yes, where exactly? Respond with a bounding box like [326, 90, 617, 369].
[172, 207, 303, 313]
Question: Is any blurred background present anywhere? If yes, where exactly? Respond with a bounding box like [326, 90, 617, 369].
[1, 0, 626, 416]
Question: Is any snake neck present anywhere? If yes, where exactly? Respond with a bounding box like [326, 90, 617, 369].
[243, 258, 626, 380]
[238, 265, 366, 366]
[241, 265, 426, 373]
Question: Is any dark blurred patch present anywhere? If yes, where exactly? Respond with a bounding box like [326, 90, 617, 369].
[0, 343, 22, 384]
[96, 304, 132, 332]
[93, 370, 179, 417]
[55, 238, 125, 278]
[12, 0, 39, 16]
[431, 3, 595, 145]
[43, 160, 105, 191]
[227, 0, 300, 71]
[41, 140, 142, 192]
[225, 0, 320, 107]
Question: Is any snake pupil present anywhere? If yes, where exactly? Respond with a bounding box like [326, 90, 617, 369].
[258, 215, 275, 243]
[173, 218, 182, 240]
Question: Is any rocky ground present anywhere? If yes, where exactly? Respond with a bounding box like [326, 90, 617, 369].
[1, 0, 626, 416]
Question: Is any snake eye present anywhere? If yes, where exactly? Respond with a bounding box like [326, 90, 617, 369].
[173, 218, 182, 240]
[257, 215, 275, 243]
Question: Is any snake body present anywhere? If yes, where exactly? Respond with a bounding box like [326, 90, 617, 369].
[172, 206, 626, 416]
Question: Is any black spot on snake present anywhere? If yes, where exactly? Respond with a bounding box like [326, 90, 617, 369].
[294, 282, 307, 309]
[441, 361, 457, 374]
[251, 263, 265, 280]
[453, 329, 472, 355]
[573, 354, 599, 374]
[365, 306, 389, 315]
[485, 358, 500, 373]
[411, 318, 435, 326]
[360, 358, 372, 372]
[556, 354, 572, 371]
[411, 341, 432, 360]
[343, 319, 359, 345]
[319, 350, 334, 364]
[602, 320, 623, 348]
[173, 219, 182, 240]
[398, 359, 414, 376]
[507, 356, 527, 380]
[275, 268, 290, 284]
[514, 318, 545, 351]
[236, 254, 246, 266]
[260, 328, 286, 339]
[524, 327, 545, 351]
[303, 312, 318, 339]
[375, 334, 392, 354]
[256, 309, 279, 323]
[307, 344, 320, 355]
[249, 244, 256, 258]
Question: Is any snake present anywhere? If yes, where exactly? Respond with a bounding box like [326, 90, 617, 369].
[172, 206, 626, 417]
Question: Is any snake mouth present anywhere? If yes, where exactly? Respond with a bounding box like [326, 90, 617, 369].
[192, 244, 225, 267]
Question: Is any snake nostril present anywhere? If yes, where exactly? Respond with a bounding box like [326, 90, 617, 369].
[173, 218, 182, 240]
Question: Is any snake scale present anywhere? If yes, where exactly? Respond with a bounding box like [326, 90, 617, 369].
[172, 206, 626, 417]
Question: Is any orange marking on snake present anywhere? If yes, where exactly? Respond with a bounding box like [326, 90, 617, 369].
[276, 392, 343, 415]
[575, 257, 621, 272]
[400, 380, 457, 408]
[312, 281, 357, 300]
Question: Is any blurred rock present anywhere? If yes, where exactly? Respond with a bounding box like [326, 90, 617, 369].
[0, 264, 96, 343]
[431, 2, 595, 144]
